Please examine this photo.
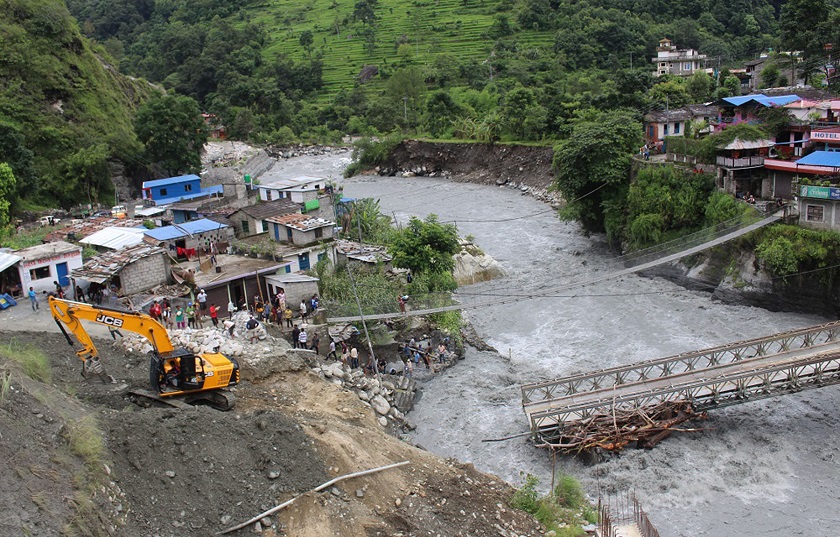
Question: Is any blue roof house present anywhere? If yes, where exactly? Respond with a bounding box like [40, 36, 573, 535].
[141, 175, 223, 206]
[143, 218, 235, 259]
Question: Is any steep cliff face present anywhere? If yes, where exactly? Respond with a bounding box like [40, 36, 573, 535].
[643, 246, 840, 318]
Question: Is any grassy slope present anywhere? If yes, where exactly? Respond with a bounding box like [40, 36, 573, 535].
[0, 0, 151, 193]
[246, 0, 552, 97]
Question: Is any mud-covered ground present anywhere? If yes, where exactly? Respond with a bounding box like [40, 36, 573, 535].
[0, 323, 545, 537]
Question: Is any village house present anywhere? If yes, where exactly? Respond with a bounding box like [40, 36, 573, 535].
[15, 241, 83, 295]
[713, 94, 802, 131]
[267, 213, 335, 247]
[141, 175, 224, 207]
[71, 243, 170, 297]
[192, 255, 291, 314]
[263, 273, 319, 310]
[143, 218, 234, 262]
[256, 176, 336, 220]
[226, 199, 300, 238]
[652, 38, 706, 77]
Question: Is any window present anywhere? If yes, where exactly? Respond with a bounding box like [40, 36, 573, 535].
[160, 188, 168, 196]
[262, 220, 269, 233]
[184, 184, 193, 192]
[30, 266, 50, 281]
[664, 124, 669, 136]
[674, 122, 680, 134]
[806, 205, 825, 222]
[683, 62, 691, 70]
[314, 227, 323, 239]
[242, 220, 250, 233]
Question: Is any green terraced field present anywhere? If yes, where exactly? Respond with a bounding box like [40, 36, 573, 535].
[245, 0, 553, 97]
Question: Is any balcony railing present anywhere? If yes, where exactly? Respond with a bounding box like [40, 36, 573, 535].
[716, 155, 765, 169]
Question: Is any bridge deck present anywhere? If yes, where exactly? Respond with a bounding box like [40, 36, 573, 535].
[522, 321, 840, 442]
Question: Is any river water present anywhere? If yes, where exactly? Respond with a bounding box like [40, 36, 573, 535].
[274, 153, 840, 536]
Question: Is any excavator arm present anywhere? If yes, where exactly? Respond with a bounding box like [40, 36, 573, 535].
[48, 296, 174, 361]
[48, 297, 239, 409]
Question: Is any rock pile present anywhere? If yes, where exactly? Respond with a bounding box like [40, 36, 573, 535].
[311, 361, 418, 431]
[265, 144, 350, 160]
[117, 312, 284, 364]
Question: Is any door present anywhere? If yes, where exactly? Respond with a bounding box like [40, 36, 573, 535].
[232, 283, 244, 309]
[56, 262, 69, 287]
[298, 252, 310, 271]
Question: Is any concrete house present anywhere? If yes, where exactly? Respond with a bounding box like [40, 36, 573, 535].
[226, 199, 300, 238]
[267, 213, 335, 247]
[653, 38, 706, 77]
[141, 175, 223, 206]
[192, 255, 290, 314]
[16, 241, 83, 294]
[143, 219, 234, 261]
[71, 244, 170, 296]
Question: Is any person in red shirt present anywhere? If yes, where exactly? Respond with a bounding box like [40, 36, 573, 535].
[149, 300, 161, 320]
[209, 303, 219, 327]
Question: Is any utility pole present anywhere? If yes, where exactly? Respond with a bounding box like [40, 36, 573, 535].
[346, 265, 380, 383]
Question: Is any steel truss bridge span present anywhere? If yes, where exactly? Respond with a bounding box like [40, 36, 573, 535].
[521, 320, 840, 443]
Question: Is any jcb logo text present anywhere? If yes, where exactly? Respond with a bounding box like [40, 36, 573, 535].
[95, 314, 124, 328]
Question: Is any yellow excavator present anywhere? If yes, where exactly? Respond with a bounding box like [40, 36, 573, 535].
[49, 297, 240, 410]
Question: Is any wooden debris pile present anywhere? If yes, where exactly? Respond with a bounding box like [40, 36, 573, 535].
[539, 401, 707, 454]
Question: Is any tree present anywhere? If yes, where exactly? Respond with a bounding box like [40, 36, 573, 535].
[299, 30, 314, 55]
[648, 79, 691, 109]
[686, 71, 713, 102]
[760, 63, 780, 88]
[0, 163, 16, 229]
[134, 93, 207, 176]
[552, 110, 641, 233]
[388, 215, 460, 275]
[424, 90, 464, 137]
[348, 198, 392, 243]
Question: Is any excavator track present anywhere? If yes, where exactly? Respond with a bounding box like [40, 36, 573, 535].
[128, 389, 192, 409]
[129, 389, 235, 411]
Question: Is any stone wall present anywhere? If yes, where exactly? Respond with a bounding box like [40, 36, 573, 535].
[119, 253, 170, 295]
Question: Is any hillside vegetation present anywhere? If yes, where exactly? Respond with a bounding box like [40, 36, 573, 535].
[0, 0, 152, 207]
[65, 0, 787, 144]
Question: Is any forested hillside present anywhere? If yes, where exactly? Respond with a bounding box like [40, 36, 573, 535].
[65, 0, 794, 144]
[0, 0, 152, 208]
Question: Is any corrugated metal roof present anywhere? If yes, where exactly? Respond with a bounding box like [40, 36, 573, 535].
[721, 94, 801, 108]
[16, 241, 81, 262]
[265, 273, 319, 284]
[72, 243, 167, 283]
[79, 227, 146, 250]
[151, 185, 223, 206]
[795, 150, 840, 167]
[0, 251, 22, 273]
[144, 218, 229, 241]
[266, 213, 334, 231]
[135, 206, 166, 217]
[720, 138, 775, 150]
[142, 174, 200, 189]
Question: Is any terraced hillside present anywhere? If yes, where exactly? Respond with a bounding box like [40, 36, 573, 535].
[248, 0, 554, 96]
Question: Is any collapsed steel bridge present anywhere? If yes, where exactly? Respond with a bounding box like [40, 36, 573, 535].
[522, 320, 840, 444]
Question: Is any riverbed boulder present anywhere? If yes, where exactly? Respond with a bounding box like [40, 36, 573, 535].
[453, 242, 505, 285]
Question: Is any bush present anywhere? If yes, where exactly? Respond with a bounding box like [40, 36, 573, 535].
[756, 236, 799, 275]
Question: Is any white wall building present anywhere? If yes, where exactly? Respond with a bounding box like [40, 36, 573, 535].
[16, 241, 83, 294]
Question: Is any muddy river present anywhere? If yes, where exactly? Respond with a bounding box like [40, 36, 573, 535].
[275, 153, 839, 536]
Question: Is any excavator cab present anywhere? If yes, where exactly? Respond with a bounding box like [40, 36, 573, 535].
[150, 349, 204, 394]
